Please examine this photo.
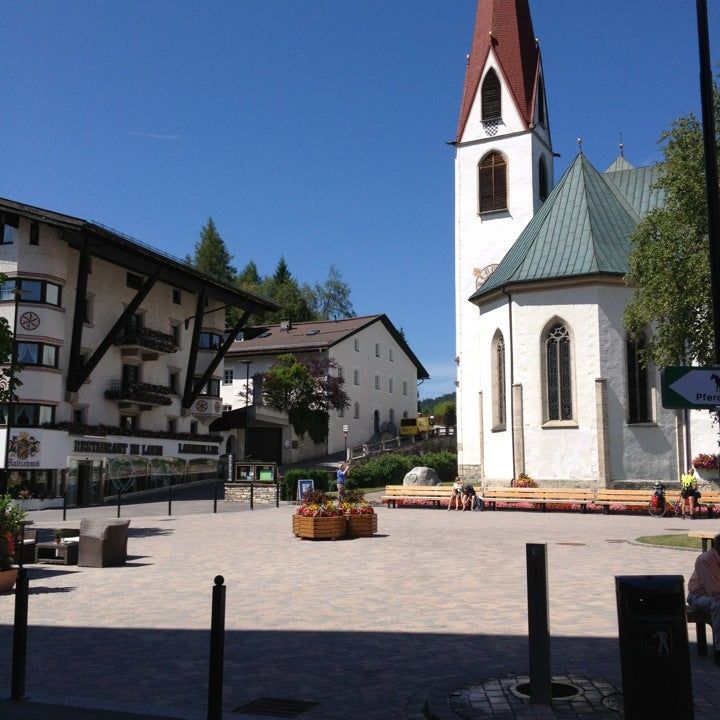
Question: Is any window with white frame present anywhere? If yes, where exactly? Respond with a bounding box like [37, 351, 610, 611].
[374, 374, 380, 390]
[223, 369, 234, 385]
[353, 401, 360, 419]
[402, 379, 408, 396]
[353, 338, 359, 351]
[388, 377, 394, 394]
[353, 368, 360, 386]
[389, 347, 394, 361]
[626, 332, 651, 423]
[491, 330, 506, 430]
[543, 321, 573, 421]
[375, 343, 380, 357]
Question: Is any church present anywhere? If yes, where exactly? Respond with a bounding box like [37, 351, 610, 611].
[454, 0, 714, 487]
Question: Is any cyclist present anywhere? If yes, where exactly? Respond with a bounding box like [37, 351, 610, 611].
[680, 467, 699, 519]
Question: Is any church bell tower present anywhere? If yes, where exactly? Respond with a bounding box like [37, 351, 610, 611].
[454, 0, 554, 478]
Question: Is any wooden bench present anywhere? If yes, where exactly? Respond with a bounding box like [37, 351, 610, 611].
[480, 487, 595, 512]
[698, 492, 720, 517]
[688, 530, 717, 551]
[381, 485, 453, 509]
[593, 489, 660, 513]
[687, 606, 715, 657]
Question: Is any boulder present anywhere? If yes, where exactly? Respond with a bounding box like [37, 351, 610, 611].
[403, 466, 440, 486]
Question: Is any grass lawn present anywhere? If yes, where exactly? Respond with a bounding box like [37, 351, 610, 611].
[636, 534, 702, 550]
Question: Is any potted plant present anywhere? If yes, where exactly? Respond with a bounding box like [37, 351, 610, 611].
[692, 454, 720, 483]
[54, 528, 63, 544]
[341, 490, 377, 537]
[292, 490, 347, 540]
[0, 494, 27, 592]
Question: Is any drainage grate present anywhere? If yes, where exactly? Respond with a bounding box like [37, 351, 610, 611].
[232, 698, 319, 718]
[556, 542, 586, 546]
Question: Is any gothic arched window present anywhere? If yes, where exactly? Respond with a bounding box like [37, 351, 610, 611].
[538, 156, 548, 202]
[481, 69, 501, 121]
[479, 151, 508, 212]
[626, 333, 651, 423]
[491, 331, 506, 430]
[544, 322, 572, 421]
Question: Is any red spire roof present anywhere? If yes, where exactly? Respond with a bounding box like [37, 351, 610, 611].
[456, 0, 539, 141]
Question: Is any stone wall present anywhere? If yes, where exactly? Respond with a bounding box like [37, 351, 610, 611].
[225, 482, 277, 504]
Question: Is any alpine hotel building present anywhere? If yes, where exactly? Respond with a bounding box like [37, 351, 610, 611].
[0, 198, 276, 505]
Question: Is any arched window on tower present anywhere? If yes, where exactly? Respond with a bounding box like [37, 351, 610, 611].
[478, 152, 508, 212]
[626, 332, 651, 423]
[491, 331, 506, 430]
[538, 156, 548, 203]
[537, 79, 546, 127]
[481, 69, 501, 121]
[543, 321, 573, 422]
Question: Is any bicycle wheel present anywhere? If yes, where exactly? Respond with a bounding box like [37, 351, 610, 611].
[647, 500, 666, 518]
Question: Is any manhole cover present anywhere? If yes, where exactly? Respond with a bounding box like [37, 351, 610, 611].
[232, 697, 319, 717]
[602, 692, 623, 712]
[513, 681, 580, 700]
[556, 542, 586, 546]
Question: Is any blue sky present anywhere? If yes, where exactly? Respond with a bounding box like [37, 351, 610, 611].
[2, 1, 719, 399]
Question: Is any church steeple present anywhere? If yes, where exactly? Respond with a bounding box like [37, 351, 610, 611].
[456, 0, 541, 142]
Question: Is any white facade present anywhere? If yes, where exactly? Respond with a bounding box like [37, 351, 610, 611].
[0, 203, 270, 503]
[455, 49, 553, 477]
[221, 316, 423, 464]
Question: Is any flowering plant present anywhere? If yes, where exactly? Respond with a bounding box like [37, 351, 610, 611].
[295, 490, 343, 517]
[512, 472, 538, 488]
[0, 494, 26, 570]
[340, 490, 375, 515]
[692, 453, 720, 470]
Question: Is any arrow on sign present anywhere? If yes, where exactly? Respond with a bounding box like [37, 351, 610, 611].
[662, 367, 720, 408]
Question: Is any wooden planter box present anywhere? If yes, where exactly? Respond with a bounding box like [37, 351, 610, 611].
[346, 513, 377, 537]
[292, 514, 347, 540]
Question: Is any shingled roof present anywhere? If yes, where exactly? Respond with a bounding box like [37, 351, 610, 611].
[469, 153, 662, 303]
[456, 0, 539, 141]
[226, 315, 429, 379]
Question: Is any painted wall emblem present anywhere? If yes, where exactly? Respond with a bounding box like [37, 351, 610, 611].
[196, 399, 208, 412]
[19, 311, 40, 331]
[9, 431, 41, 467]
[474, 264, 498, 289]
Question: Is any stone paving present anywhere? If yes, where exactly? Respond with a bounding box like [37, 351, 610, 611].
[1, 500, 720, 719]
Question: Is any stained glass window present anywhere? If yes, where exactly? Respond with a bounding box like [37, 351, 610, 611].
[545, 324, 572, 421]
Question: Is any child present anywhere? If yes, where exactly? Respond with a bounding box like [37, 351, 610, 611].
[448, 477, 462, 511]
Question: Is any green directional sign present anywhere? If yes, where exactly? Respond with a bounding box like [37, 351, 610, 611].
[661, 366, 720, 409]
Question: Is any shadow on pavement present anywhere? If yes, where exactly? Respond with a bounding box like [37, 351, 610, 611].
[0, 624, 717, 719]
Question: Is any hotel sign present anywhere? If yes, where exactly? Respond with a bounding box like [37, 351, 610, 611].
[73, 440, 163, 456]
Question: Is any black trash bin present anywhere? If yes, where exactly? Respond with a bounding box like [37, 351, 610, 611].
[615, 575, 693, 720]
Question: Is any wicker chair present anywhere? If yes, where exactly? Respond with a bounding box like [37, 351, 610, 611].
[78, 519, 130, 567]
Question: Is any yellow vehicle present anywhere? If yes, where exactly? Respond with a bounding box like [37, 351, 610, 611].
[399, 415, 435, 439]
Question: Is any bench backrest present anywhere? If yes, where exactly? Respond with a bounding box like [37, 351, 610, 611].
[482, 487, 594, 501]
[384, 485, 452, 496]
[594, 489, 651, 503]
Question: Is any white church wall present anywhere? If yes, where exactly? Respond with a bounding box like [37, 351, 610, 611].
[476, 297, 513, 481]
[596, 286, 678, 482]
[511, 287, 602, 482]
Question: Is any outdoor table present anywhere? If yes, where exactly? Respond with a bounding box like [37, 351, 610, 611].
[688, 530, 718, 551]
[35, 541, 79, 565]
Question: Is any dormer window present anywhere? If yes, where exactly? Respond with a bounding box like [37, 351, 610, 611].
[481, 69, 501, 121]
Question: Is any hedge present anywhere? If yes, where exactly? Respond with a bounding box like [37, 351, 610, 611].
[348, 450, 457, 488]
[282, 468, 332, 500]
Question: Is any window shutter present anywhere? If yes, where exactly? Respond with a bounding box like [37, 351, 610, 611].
[481, 70, 501, 121]
[479, 152, 507, 212]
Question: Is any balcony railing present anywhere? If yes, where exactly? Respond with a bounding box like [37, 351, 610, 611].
[115, 326, 178, 354]
[105, 380, 174, 407]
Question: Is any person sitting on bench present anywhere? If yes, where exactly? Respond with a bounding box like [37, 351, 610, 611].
[461, 483, 477, 511]
[687, 532, 720, 665]
[448, 477, 463, 511]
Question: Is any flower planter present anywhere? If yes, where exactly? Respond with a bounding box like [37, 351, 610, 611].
[694, 467, 720, 486]
[292, 514, 347, 540]
[346, 514, 377, 537]
[0, 567, 18, 593]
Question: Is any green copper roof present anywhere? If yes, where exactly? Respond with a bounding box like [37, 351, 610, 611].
[470, 153, 660, 302]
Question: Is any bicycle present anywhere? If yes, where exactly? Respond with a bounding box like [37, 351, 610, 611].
[647, 482, 682, 518]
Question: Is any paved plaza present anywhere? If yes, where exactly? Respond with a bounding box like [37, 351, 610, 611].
[2, 499, 720, 719]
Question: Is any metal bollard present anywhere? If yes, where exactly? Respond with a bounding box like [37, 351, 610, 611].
[526, 543, 551, 705]
[168, 485, 173, 516]
[250, 482, 254, 511]
[207, 575, 226, 720]
[62, 491, 67, 521]
[117, 488, 122, 519]
[275, 480, 280, 507]
[11, 567, 29, 700]
[213, 483, 219, 514]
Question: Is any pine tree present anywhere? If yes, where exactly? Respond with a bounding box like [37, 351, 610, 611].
[192, 218, 235, 286]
